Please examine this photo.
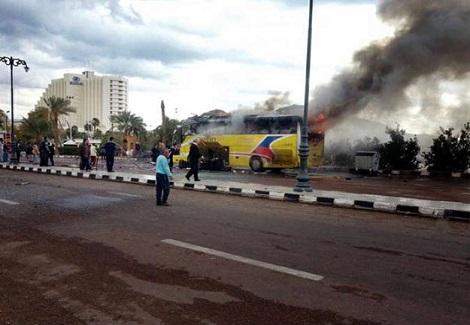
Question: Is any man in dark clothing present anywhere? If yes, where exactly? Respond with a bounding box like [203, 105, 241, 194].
[79, 139, 91, 171]
[16, 140, 22, 163]
[151, 144, 160, 163]
[25, 142, 33, 162]
[48, 143, 55, 166]
[39, 137, 50, 166]
[104, 137, 117, 172]
[185, 139, 201, 181]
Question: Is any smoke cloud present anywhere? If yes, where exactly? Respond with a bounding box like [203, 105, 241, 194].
[310, 0, 470, 130]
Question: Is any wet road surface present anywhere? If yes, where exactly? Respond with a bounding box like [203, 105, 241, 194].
[0, 170, 469, 324]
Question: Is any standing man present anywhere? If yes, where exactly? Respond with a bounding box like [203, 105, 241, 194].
[0, 138, 4, 163]
[90, 144, 97, 169]
[16, 140, 22, 163]
[104, 137, 117, 172]
[25, 142, 33, 163]
[48, 142, 55, 166]
[185, 138, 201, 181]
[156, 148, 172, 206]
[39, 137, 50, 166]
[79, 138, 91, 171]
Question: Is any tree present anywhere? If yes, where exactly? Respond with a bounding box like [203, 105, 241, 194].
[0, 109, 7, 131]
[156, 117, 179, 145]
[424, 123, 470, 173]
[91, 117, 100, 137]
[379, 126, 420, 170]
[110, 111, 146, 138]
[17, 107, 51, 143]
[37, 96, 76, 146]
[84, 123, 92, 132]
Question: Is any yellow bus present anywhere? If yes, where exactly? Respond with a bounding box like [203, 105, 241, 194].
[173, 114, 324, 172]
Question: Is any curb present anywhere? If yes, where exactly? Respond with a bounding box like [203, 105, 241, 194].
[1, 163, 469, 223]
[387, 170, 470, 178]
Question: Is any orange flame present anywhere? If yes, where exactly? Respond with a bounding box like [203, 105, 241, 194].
[309, 112, 328, 134]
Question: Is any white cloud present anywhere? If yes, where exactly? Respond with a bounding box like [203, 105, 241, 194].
[1, 0, 393, 130]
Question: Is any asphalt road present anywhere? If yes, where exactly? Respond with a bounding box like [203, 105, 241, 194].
[0, 170, 469, 324]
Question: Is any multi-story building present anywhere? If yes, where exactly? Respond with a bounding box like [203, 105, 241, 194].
[35, 71, 128, 132]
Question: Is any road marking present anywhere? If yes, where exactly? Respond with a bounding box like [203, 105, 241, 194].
[161, 239, 324, 282]
[0, 199, 19, 205]
[109, 192, 141, 198]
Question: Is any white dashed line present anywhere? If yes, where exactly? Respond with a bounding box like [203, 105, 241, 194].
[0, 199, 20, 205]
[109, 192, 141, 198]
[161, 239, 324, 282]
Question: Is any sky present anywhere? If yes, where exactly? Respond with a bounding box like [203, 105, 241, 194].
[0, 0, 393, 130]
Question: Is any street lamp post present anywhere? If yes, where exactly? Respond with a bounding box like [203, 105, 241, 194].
[0, 56, 29, 164]
[294, 0, 314, 192]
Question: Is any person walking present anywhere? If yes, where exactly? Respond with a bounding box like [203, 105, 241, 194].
[185, 138, 201, 181]
[26, 142, 33, 163]
[39, 137, 50, 166]
[90, 144, 97, 169]
[48, 142, 55, 166]
[79, 138, 91, 171]
[156, 148, 172, 206]
[16, 140, 22, 163]
[151, 143, 160, 164]
[0, 138, 4, 163]
[32, 144, 39, 164]
[104, 137, 117, 172]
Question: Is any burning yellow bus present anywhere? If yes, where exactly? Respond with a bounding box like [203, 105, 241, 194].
[173, 114, 324, 172]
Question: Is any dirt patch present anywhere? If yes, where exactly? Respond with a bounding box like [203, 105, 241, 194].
[0, 218, 380, 325]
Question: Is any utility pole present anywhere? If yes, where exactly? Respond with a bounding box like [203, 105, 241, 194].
[161, 100, 166, 144]
[0, 56, 29, 164]
[294, 0, 314, 192]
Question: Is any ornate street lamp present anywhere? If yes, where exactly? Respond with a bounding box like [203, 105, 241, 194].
[0, 56, 29, 164]
[294, 0, 314, 192]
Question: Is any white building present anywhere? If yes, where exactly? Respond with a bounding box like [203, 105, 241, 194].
[35, 71, 128, 131]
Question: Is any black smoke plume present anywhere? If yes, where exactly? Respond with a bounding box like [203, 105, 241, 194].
[310, 0, 470, 129]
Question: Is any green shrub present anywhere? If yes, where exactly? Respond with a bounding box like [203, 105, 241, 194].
[59, 145, 79, 156]
[424, 123, 470, 173]
[379, 126, 420, 170]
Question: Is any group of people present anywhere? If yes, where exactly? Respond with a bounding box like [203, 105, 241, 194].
[0, 137, 55, 166]
[79, 137, 117, 172]
[155, 138, 201, 206]
[38, 137, 56, 166]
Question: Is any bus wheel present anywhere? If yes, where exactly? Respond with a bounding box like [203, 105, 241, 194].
[249, 156, 264, 172]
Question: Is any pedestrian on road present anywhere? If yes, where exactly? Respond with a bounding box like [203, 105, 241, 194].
[156, 148, 172, 206]
[79, 138, 91, 171]
[90, 144, 97, 169]
[26, 142, 33, 163]
[48, 142, 55, 166]
[185, 138, 201, 181]
[151, 143, 160, 164]
[39, 137, 50, 166]
[32, 144, 39, 164]
[0, 138, 4, 163]
[16, 140, 22, 163]
[104, 137, 117, 172]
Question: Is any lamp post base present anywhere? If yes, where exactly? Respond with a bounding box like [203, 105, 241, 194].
[294, 173, 313, 192]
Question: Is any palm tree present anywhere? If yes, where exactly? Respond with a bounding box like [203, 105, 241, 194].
[18, 107, 51, 143]
[110, 111, 146, 138]
[38, 96, 76, 146]
[91, 118, 100, 134]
